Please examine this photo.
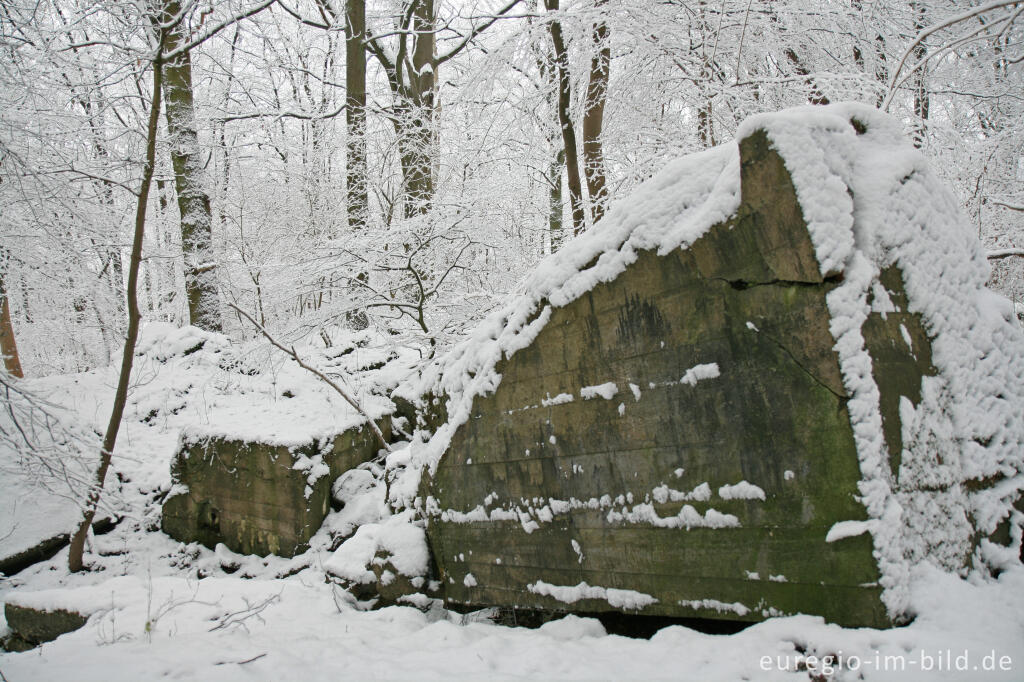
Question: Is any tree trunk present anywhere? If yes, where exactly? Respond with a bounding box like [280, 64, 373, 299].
[784, 48, 830, 106]
[537, 1, 565, 253]
[85, 96, 127, 327]
[853, 0, 888, 107]
[874, 33, 888, 107]
[68, 48, 164, 573]
[582, 0, 610, 225]
[0, 264, 24, 378]
[911, 1, 928, 149]
[397, 103, 436, 218]
[546, 0, 586, 236]
[549, 147, 565, 253]
[154, 178, 179, 318]
[396, 0, 436, 219]
[365, 0, 519, 220]
[346, 0, 369, 230]
[696, 2, 716, 148]
[697, 88, 715, 148]
[216, 27, 240, 233]
[162, 0, 221, 332]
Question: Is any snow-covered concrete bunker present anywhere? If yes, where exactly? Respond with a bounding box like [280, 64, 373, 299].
[162, 423, 389, 557]
[159, 329, 415, 558]
[414, 105, 1024, 628]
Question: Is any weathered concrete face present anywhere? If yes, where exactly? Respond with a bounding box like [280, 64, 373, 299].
[3, 603, 87, 650]
[162, 421, 387, 557]
[423, 130, 935, 628]
[862, 265, 937, 477]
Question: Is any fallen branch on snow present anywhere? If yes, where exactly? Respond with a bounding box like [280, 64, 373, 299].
[988, 248, 1024, 260]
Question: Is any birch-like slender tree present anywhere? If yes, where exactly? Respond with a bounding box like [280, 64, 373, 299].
[65, 0, 276, 572]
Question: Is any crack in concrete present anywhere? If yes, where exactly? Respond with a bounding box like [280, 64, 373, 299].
[707, 272, 842, 291]
[703, 275, 846, 400]
[758, 328, 846, 401]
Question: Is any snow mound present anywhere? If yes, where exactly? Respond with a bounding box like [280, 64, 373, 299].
[130, 323, 418, 448]
[324, 512, 429, 585]
[134, 321, 229, 362]
[538, 614, 607, 640]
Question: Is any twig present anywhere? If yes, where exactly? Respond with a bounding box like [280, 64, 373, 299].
[227, 304, 392, 453]
[214, 652, 268, 665]
[988, 248, 1024, 260]
[881, 0, 1022, 110]
[209, 593, 281, 633]
[734, 0, 755, 84]
[990, 200, 1024, 212]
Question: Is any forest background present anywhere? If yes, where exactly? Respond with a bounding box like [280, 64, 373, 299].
[1, 0, 1021, 379]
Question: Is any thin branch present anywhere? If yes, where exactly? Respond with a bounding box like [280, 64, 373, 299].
[163, 0, 279, 60]
[734, 0, 754, 83]
[209, 593, 281, 633]
[435, 0, 526, 66]
[14, 168, 141, 197]
[227, 304, 392, 453]
[215, 102, 347, 123]
[882, 0, 1022, 110]
[277, 0, 331, 29]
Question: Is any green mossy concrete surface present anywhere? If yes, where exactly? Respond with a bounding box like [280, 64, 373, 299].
[3, 603, 87, 648]
[162, 419, 389, 557]
[424, 128, 935, 628]
[862, 265, 937, 476]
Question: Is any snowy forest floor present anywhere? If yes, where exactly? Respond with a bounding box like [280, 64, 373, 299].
[1, 329, 1023, 681]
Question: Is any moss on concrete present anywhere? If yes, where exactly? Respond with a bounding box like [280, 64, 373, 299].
[162, 419, 389, 557]
[423, 127, 934, 628]
[862, 265, 937, 476]
[4, 603, 87, 647]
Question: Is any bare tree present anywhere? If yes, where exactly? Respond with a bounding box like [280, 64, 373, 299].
[545, 0, 585, 235]
[537, 8, 566, 252]
[345, 0, 369, 231]
[67, 22, 165, 573]
[67, 0, 276, 572]
[162, 0, 222, 332]
[910, 0, 928, 148]
[583, 0, 610, 224]
[0, 253, 24, 378]
[360, 0, 525, 217]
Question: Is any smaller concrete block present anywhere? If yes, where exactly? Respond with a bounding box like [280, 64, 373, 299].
[4, 603, 87, 646]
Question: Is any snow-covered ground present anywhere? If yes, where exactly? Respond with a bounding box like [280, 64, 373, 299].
[2, 565, 1024, 680]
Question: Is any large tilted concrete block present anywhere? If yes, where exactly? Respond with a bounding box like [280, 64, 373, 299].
[420, 107, 1024, 628]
